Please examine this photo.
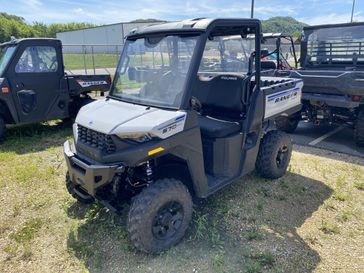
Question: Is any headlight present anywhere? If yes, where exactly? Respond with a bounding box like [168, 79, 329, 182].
[73, 123, 78, 143]
[116, 132, 152, 143]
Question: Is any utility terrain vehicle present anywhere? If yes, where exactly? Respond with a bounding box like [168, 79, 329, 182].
[215, 33, 297, 73]
[275, 22, 364, 143]
[64, 18, 303, 254]
[259, 33, 298, 71]
[0, 38, 111, 140]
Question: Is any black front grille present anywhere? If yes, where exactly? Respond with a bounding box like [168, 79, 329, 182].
[77, 125, 116, 154]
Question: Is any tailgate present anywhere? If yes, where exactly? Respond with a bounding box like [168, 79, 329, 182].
[262, 78, 303, 119]
[67, 74, 111, 95]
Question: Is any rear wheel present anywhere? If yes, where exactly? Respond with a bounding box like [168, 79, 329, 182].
[355, 107, 364, 147]
[66, 172, 94, 204]
[256, 130, 292, 179]
[0, 116, 6, 141]
[127, 178, 192, 254]
[275, 116, 299, 133]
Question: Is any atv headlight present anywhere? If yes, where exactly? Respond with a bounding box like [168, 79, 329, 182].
[73, 123, 78, 143]
[117, 132, 152, 143]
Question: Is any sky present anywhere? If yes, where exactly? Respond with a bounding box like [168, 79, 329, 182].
[0, 0, 363, 26]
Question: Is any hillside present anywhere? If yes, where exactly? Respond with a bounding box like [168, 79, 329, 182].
[262, 16, 308, 36]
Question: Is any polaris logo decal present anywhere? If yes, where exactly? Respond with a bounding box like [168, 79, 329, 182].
[77, 80, 108, 88]
[221, 76, 238, 81]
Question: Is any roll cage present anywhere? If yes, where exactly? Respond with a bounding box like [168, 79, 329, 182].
[117, 18, 262, 110]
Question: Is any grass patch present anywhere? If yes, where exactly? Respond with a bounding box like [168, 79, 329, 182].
[10, 218, 43, 243]
[354, 182, 364, 191]
[332, 192, 350, 202]
[246, 228, 262, 241]
[320, 220, 340, 235]
[0, 128, 363, 273]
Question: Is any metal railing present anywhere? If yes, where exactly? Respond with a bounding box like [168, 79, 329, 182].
[62, 44, 123, 75]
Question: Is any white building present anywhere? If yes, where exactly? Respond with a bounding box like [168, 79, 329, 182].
[56, 21, 164, 53]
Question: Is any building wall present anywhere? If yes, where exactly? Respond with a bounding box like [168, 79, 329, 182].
[57, 22, 163, 53]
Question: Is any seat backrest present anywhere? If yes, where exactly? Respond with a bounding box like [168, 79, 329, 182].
[192, 73, 246, 119]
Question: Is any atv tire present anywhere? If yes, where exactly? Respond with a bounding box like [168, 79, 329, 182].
[127, 178, 192, 254]
[256, 130, 292, 179]
[355, 107, 364, 147]
[275, 116, 299, 133]
[66, 172, 94, 204]
[0, 116, 5, 141]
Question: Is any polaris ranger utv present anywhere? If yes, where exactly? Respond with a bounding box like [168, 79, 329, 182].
[0, 38, 111, 140]
[215, 33, 297, 73]
[275, 22, 364, 144]
[64, 18, 303, 254]
[259, 33, 298, 71]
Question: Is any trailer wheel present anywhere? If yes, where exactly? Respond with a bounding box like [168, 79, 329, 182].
[256, 130, 292, 179]
[355, 108, 364, 147]
[127, 178, 192, 254]
[66, 172, 94, 204]
[0, 116, 6, 141]
[275, 116, 299, 133]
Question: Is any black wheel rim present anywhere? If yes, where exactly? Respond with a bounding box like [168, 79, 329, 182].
[276, 145, 289, 168]
[152, 201, 184, 240]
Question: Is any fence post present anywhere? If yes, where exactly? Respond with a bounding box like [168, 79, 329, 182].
[115, 45, 118, 68]
[91, 45, 96, 75]
[83, 45, 87, 75]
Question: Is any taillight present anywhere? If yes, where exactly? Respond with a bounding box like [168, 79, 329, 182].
[352, 95, 361, 102]
[107, 75, 112, 85]
[1, 87, 9, 94]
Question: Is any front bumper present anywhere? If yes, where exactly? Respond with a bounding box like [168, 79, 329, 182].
[63, 140, 124, 196]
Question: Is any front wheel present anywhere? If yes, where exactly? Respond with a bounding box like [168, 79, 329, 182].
[127, 179, 192, 254]
[354, 107, 364, 147]
[275, 116, 299, 133]
[256, 130, 292, 179]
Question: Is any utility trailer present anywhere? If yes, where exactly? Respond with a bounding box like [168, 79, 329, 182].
[0, 38, 111, 140]
[275, 22, 364, 144]
[63, 18, 303, 253]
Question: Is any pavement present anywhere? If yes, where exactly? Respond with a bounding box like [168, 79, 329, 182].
[290, 122, 364, 158]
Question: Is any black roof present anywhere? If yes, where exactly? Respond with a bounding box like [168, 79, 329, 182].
[127, 18, 261, 38]
[304, 21, 364, 31]
[0, 38, 59, 47]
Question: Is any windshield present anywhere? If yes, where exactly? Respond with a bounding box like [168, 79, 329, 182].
[110, 35, 198, 108]
[199, 35, 254, 73]
[303, 25, 364, 66]
[0, 46, 16, 76]
[261, 37, 295, 69]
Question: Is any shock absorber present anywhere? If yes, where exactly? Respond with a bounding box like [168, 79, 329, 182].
[145, 161, 153, 184]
